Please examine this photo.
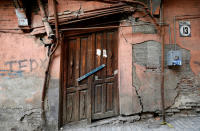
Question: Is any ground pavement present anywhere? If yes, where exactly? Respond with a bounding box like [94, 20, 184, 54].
[62, 115, 200, 131]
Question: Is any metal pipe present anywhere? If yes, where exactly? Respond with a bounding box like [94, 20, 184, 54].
[169, 24, 171, 44]
[173, 16, 176, 50]
[51, 0, 61, 127]
[160, 0, 166, 123]
[53, 0, 59, 40]
[37, 0, 55, 39]
[40, 0, 59, 127]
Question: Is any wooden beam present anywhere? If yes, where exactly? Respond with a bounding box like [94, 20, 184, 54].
[48, 3, 135, 25]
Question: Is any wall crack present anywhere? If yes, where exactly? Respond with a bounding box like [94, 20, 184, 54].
[19, 112, 34, 121]
[133, 85, 143, 113]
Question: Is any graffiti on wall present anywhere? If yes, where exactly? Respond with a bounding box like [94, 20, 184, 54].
[0, 58, 47, 79]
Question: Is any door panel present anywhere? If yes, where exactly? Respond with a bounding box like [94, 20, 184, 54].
[79, 89, 87, 120]
[92, 30, 118, 120]
[66, 93, 76, 122]
[63, 30, 118, 124]
[65, 35, 91, 123]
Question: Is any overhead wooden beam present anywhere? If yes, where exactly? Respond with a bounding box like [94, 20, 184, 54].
[48, 3, 136, 25]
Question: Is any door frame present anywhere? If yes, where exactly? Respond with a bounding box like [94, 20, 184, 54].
[59, 28, 120, 126]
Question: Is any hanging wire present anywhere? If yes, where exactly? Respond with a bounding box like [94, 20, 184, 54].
[168, 24, 172, 51]
[173, 16, 176, 51]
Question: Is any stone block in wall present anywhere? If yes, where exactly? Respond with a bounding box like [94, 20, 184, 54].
[186, 103, 197, 107]
[166, 112, 174, 116]
[133, 41, 161, 68]
[196, 108, 200, 113]
[171, 109, 181, 113]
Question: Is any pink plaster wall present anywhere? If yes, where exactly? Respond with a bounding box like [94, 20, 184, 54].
[0, 33, 47, 78]
[117, 0, 200, 114]
[0, 0, 199, 116]
[164, 0, 200, 75]
[0, 0, 18, 29]
[118, 26, 142, 114]
[48, 0, 112, 16]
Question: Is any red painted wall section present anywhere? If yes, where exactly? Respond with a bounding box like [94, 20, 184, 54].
[0, 0, 18, 29]
[118, 0, 200, 114]
[164, 0, 200, 75]
[48, 0, 112, 16]
[118, 26, 142, 114]
[0, 33, 47, 78]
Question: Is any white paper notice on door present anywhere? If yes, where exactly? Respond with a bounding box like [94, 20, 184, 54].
[96, 49, 101, 56]
[103, 49, 107, 58]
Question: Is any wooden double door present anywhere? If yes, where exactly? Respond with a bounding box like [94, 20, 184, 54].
[62, 29, 119, 124]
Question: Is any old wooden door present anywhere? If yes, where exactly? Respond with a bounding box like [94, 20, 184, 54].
[63, 29, 118, 124]
[91, 31, 119, 120]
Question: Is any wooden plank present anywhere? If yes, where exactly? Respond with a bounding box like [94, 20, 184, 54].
[75, 91, 80, 121]
[66, 85, 88, 93]
[95, 33, 102, 78]
[107, 32, 114, 76]
[80, 90, 87, 120]
[93, 79, 104, 85]
[68, 39, 75, 86]
[80, 37, 88, 84]
[102, 32, 107, 78]
[87, 34, 95, 123]
[102, 83, 107, 114]
[95, 85, 102, 113]
[92, 111, 115, 120]
[48, 3, 135, 25]
[106, 83, 113, 111]
[104, 77, 115, 83]
[75, 38, 80, 86]
[66, 93, 76, 122]
[62, 39, 67, 123]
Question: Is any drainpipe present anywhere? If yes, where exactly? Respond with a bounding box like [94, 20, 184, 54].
[53, 0, 59, 40]
[160, 0, 166, 122]
[51, 0, 62, 128]
[37, 0, 59, 127]
[37, 0, 55, 39]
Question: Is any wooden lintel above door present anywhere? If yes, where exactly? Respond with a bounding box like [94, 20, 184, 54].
[48, 3, 135, 25]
